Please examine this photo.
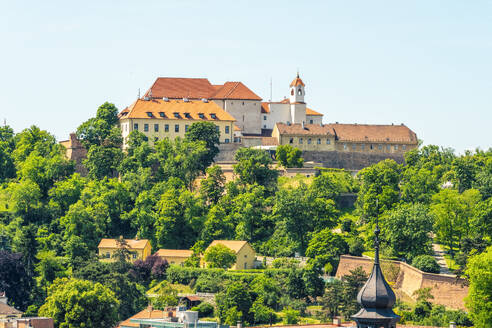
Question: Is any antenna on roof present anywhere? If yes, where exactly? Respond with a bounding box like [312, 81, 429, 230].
[3, 118, 6, 127]
[297, 68, 300, 78]
[269, 77, 273, 102]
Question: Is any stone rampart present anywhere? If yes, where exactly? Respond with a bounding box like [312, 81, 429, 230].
[303, 151, 405, 171]
[336, 255, 468, 310]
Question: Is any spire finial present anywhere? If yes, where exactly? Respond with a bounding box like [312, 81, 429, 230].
[296, 68, 299, 78]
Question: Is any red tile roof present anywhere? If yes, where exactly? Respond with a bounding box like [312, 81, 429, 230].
[276, 123, 335, 136]
[261, 137, 279, 146]
[119, 307, 174, 328]
[145, 78, 261, 100]
[211, 82, 261, 100]
[261, 102, 270, 113]
[306, 108, 323, 116]
[154, 249, 192, 258]
[119, 99, 236, 121]
[98, 239, 150, 250]
[290, 74, 305, 87]
[207, 240, 250, 253]
[327, 123, 418, 144]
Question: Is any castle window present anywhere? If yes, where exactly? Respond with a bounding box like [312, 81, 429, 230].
[175, 124, 179, 132]
[225, 126, 230, 134]
[154, 124, 159, 132]
[299, 138, 303, 144]
[210, 113, 217, 119]
[216, 125, 219, 132]
[291, 89, 294, 96]
[144, 124, 149, 132]
[402, 145, 407, 150]
[289, 138, 294, 144]
[134, 123, 139, 131]
[394, 145, 399, 150]
[343, 143, 347, 150]
[242, 101, 245, 105]
[225, 138, 230, 143]
[378, 144, 383, 150]
[165, 124, 169, 132]
[198, 113, 205, 119]
[361, 144, 365, 150]
[370, 144, 374, 150]
[146, 112, 153, 117]
[263, 116, 267, 120]
[184, 112, 191, 119]
[185, 125, 189, 132]
[326, 139, 331, 145]
[386, 145, 391, 151]
[159, 112, 165, 117]
[297, 88, 302, 96]
[308, 138, 311, 144]
[352, 144, 356, 150]
[317, 138, 321, 144]
[263, 125, 266, 129]
[310, 120, 313, 124]
[173, 112, 180, 118]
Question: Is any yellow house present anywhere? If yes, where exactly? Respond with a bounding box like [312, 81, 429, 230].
[154, 249, 192, 266]
[98, 238, 151, 262]
[118, 98, 236, 148]
[204, 240, 256, 270]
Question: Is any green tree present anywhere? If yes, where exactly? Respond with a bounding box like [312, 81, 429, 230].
[83, 127, 123, 179]
[76, 102, 119, 148]
[305, 228, 348, 273]
[118, 131, 157, 175]
[13, 126, 61, 164]
[234, 148, 279, 192]
[0, 125, 15, 182]
[200, 165, 226, 205]
[465, 246, 492, 328]
[39, 277, 119, 328]
[35, 250, 67, 289]
[0, 251, 32, 311]
[356, 159, 401, 221]
[321, 279, 344, 318]
[251, 275, 282, 308]
[381, 203, 434, 260]
[216, 282, 253, 324]
[204, 244, 236, 269]
[185, 121, 221, 172]
[276, 145, 303, 168]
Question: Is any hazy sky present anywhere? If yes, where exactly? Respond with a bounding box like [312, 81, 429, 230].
[1, 1, 491, 153]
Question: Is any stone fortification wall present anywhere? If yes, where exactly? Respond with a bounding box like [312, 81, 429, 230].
[303, 151, 405, 171]
[336, 255, 468, 310]
[215, 143, 242, 162]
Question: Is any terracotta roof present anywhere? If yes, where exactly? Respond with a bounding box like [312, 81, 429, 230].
[275, 123, 335, 136]
[327, 123, 418, 144]
[306, 108, 323, 116]
[154, 249, 192, 258]
[261, 137, 279, 146]
[145, 78, 261, 100]
[261, 102, 270, 113]
[181, 296, 202, 301]
[0, 302, 23, 316]
[98, 238, 150, 250]
[210, 82, 262, 100]
[234, 125, 241, 131]
[290, 74, 305, 87]
[119, 99, 236, 121]
[119, 307, 174, 328]
[145, 78, 216, 99]
[208, 240, 250, 253]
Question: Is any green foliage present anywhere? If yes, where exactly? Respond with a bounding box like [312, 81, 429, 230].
[412, 255, 440, 273]
[191, 302, 214, 318]
[381, 203, 434, 261]
[204, 244, 236, 269]
[276, 145, 304, 168]
[465, 245, 492, 327]
[39, 277, 119, 328]
[282, 307, 300, 324]
[200, 165, 226, 205]
[249, 297, 277, 324]
[234, 148, 279, 192]
[150, 280, 179, 309]
[185, 121, 221, 172]
[216, 281, 253, 324]
[305, 228, 348, 273]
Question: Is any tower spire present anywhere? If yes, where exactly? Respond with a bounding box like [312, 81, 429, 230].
[351, 199, 400, 328]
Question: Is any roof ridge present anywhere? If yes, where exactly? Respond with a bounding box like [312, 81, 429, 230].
[224, 82, 241, 98]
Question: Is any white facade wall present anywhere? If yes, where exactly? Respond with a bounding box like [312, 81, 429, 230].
[262, 103, 291, 130]
[306, 115, 323, 125]
[220, 100, 261, 135]
[290, 103, 307, 124]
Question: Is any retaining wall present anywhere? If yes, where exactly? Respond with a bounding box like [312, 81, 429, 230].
[336, 255, 468, 310]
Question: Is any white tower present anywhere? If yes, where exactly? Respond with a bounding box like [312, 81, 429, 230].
[289, 73, 306, 124]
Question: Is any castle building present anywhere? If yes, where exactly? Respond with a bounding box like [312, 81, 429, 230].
[118, 98, 236, 148]
[145, 77, 262, 135]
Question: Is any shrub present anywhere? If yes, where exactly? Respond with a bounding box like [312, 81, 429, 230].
[348, 237, 365, 256]
[282, 307, 300, 324]
[191, 302, 214, 318]
[412, 255, 440, 273]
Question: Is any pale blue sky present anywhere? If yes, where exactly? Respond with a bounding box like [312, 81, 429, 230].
[1, 1, 491, 153]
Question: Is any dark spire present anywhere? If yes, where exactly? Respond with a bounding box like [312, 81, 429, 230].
[351, 213, 400, 328]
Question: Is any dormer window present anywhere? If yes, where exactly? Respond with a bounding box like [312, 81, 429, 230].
[159, 112, 166, 118]
[173, 112, 180, 118]
[146, 112, 153, 117]
[184, 112, 191, 119]
[210, 113, 217, 119]
[198, 113, 205, 119]
[121, 112, 128, 116]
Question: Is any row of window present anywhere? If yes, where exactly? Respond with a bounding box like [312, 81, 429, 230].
[289, 137, 331, 145]
[342, 143, 407, 151]
[133, 123, 230, 134]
